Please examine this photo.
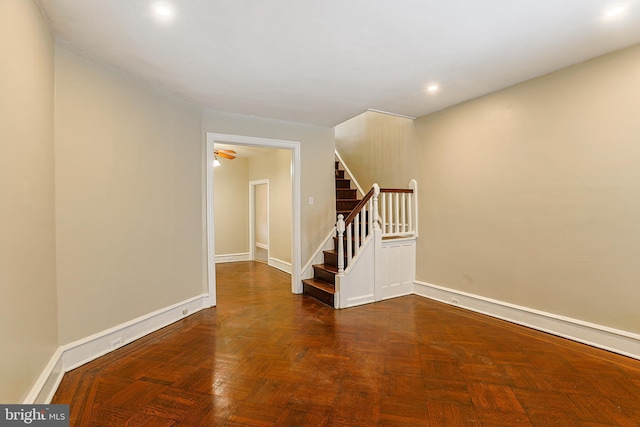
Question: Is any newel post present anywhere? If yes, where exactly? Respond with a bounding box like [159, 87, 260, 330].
[409, 179, 418, 236]
[372, 183, 381, 231]
[337, 214, 345, 274]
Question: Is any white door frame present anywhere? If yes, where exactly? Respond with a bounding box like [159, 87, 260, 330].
[249, 179, 269, 261]
[206, 132, 302, 306]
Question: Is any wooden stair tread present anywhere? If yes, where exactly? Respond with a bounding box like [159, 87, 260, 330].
[302, 278, 335, 294]
[314, 263, 338, 274]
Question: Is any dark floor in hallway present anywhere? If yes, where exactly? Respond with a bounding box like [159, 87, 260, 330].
[53, 261, 640, 426]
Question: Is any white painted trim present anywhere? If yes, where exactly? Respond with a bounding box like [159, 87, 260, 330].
[205, 139, 217, 307]
[381, 236, 417, 244]
[345, 293, 376, 307]
[207, 133, 302, 295]
[214, 253, 252, 263]
[25, 294, 210, 403]
[366, 108, 416, 120]
[61, 294, 209, 371]
[249, 179, 270, 261]
[301, 227, 336, 279]
[336, 235, 376, 308]
[23, 349, 64, 404]
[342, 233, 373, 275]
[334, 149, 365, 198]
[268, 257, 292, 274]
[413, 281, 640, 360]
[409, 179, 418, 238]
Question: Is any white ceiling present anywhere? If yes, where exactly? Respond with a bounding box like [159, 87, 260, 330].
[38, 0, 640, 126]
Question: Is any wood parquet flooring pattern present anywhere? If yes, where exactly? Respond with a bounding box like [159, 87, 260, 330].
[53, 262, 640, 426]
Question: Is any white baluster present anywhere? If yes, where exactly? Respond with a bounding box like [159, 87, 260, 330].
[395, 193, 400, 234]
[385, 193, 394, 234]
[372, 184, 380, 231]
[408, 193, 413, 234]
[346, 223, 353, 267]
[367, 199, 373, 235]
[400, 193, 407, 233]
[360, 203, 367, 242]
[354, 214, 360, 257]
[337, 215, 345, 274]
[380, 192, 386, 234]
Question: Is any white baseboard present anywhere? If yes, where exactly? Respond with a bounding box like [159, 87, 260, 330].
[269, 257, 292, 274]
[26, 294, 210, 404]
[215, 253, 251, 263]
[345, 293, 376, 308]
[414, 281, 640, 361]
[23, 348, 65, 404]
[255, 242, 268, 250]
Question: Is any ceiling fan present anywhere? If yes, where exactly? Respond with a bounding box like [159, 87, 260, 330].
[214, 149, 236, 160]
[213, 149, 236, 167]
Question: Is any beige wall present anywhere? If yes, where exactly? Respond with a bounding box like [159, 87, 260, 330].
[335, 111, 420, 190]
[415, 44, 640, 333]
[202, 110, 335, 266]
[213, 149, 293, 264]
[0, 0, 58, 402]
[214, 157, 250, 255]
[54, 46, 205, 344]
[338, 45, 640, 334]
[249, 150, 293, 263]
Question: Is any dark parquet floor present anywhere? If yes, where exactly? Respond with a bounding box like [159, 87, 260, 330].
[53, 261, 640, 426]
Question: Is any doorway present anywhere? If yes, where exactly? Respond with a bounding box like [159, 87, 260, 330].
[206, 132, 301, 307]
[250, 180, 269, 264]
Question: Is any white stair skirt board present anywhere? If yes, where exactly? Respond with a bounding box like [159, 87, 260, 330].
[268, 257, 292, 274]
[214, 253, 252, 263]
[336, 236, 376, 309]
[301, 227, 336, 281]
[414, 281, 640, 361]
[25, 294, 210, 404]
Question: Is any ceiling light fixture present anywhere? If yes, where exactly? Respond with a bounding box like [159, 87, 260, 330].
[154, 3, 173, 18]
[605, 5, 625, 17]
[427, 84, 439, 93]
[213, 157, 221, 167]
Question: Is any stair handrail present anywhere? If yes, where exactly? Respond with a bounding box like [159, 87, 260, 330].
[336, 185, 379, 274]
[343, 186, 375, 225]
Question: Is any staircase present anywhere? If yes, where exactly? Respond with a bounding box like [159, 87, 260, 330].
[302, 161, 359, 307]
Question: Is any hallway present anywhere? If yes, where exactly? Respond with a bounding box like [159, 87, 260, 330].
[53, 262, 640, 425]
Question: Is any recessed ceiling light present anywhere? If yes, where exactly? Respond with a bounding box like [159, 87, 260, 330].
[154, 3, 173, 18]
[427, 84, 439, 93]
[605, 5, 625, 17]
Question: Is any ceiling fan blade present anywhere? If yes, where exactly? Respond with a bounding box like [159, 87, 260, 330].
[216, 151, 236, 160]
[218, 149, 236, 155]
